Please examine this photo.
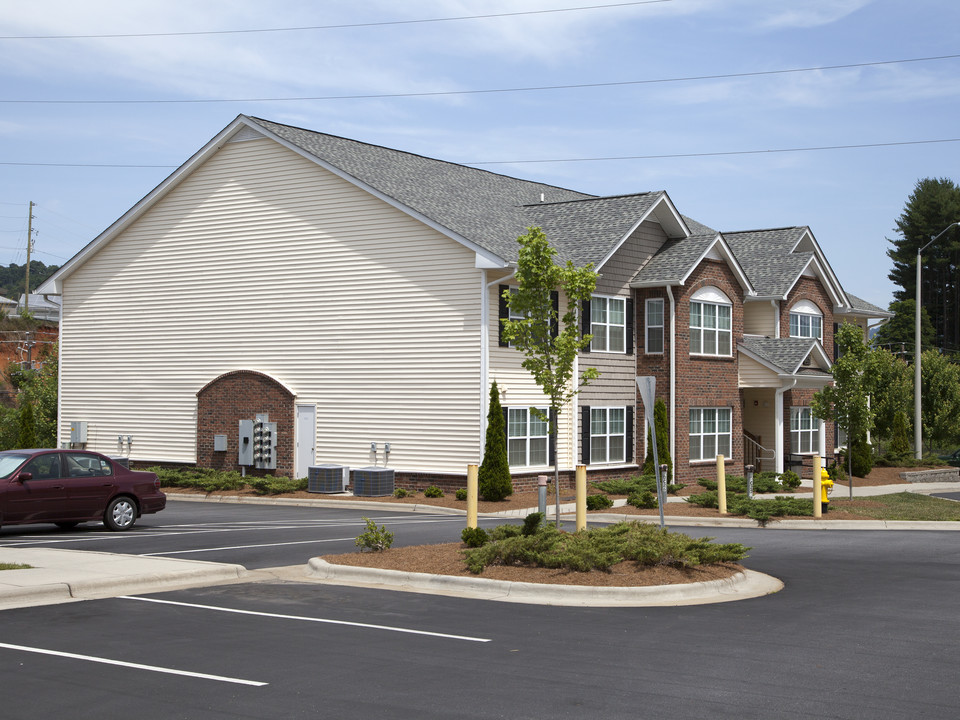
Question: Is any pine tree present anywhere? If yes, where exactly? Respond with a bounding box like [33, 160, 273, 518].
[478, 381, 512, 501]
[16, 399, 37, 449]
[642, 398, 671, 481]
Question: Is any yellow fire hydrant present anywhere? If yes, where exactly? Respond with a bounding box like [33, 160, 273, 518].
[820, 467, 834, 513]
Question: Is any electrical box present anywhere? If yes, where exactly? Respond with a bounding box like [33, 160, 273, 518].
[70, 421, 87, 444]
[252, 413, 277, 470]
[238, 419, 254, 466]
[214, 434, 228, 452]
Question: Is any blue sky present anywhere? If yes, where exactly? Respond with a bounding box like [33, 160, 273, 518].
[1, 0, 958, 310]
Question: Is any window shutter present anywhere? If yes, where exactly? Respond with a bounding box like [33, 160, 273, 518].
[498, 285, 509, 347]
[549, 408, 557, 465]
[625, 297, 634, 355]
[833, 323, 839, 361]
[581, 299, 591, 353]
[626, 406, 634, 463]
[502, 408, 509, 450]
[551, 291, 559, 338]
[581, 405, 591, 465]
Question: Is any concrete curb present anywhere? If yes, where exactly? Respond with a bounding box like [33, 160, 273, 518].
[0, 548, 248, 610]
[167, 493, 960, 529]
[306, 557, 783, 607]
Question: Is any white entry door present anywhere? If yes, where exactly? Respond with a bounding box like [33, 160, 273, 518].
[295, 404, 316, 479]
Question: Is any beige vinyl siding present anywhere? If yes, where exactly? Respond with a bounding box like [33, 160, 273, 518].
[738, 355, 779, 388]
[58, 137, 482, 473]
[744, 301, 777, 337]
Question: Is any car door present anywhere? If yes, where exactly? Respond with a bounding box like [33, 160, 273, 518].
[63, 453, 118, 517]
[3, 453, 69, 523]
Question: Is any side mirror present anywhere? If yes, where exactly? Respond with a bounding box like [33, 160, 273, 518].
[15, 472, 32, 483]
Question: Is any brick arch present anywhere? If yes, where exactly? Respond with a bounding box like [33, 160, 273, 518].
[196, 370, 296, 475]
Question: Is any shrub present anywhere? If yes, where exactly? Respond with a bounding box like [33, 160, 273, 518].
[850, 437, 874, 478]
[355, 517, 394, 552]
[593, 475, 681, 496]
[247, 476, 308, 495]
[828, 463, 847, 483]
[728, 496, 814, 527]
[455, 488, 468, 501]
[585, 494, 613, 510]
[393, 488, 409, 498]
[461, 526, 489, 547]
[151, 467, 247, 493]
[888, 410, 911, 456]
[778, 470, 801, 490]
[642, 398, 672, 481]
[627, 490, 657, 509]
[522, 512, 545, 536]
[478, 381, 513, 501]
[423, 485, 444, 498]
[461, 521, 748, 574]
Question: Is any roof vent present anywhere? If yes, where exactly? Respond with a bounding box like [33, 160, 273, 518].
[540, 193, 545, 202]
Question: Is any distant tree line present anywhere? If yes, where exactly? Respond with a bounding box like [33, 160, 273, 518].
[0, 261, 60, 301]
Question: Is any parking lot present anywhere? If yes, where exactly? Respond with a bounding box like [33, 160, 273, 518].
[2, 499, 960, 719]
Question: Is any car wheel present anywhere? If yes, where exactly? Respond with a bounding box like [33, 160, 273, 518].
[104, 496, 137, 531]
[55, 522, 79, 530]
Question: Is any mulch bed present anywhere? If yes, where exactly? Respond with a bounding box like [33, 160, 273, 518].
[323, 542, 743, 587]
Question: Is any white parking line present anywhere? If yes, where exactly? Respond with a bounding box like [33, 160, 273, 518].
[121, 596, 491, 643]
[141, 536, 357, 555]
[0, 642, 267, 686]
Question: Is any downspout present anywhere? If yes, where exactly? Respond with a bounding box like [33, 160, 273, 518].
[775, 378, 797, 474]
[772, 300, 780, 338]
[480, 270, 515, 452]
[666, 285, 676, 481]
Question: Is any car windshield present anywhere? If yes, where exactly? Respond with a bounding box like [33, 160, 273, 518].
[0, 454, 31, 479]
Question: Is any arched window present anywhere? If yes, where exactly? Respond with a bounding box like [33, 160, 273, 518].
[790, 300, 823, 340]
[690, 286, 732, 356]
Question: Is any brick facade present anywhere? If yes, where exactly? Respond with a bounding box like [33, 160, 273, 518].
[196, 370, 296, 476]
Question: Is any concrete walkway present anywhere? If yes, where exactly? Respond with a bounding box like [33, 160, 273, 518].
[1, 480, 957, 612]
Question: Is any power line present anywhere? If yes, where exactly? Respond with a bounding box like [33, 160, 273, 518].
[465, 138, 960, 165]
[3, 53, 957, 105]
[0, 1, 670, 40]
[3, 137, 959, 170]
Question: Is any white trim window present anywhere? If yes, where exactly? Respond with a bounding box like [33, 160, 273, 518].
[508, 407, 548, 467]
[790, 300, 823, 341]
[791, 407, 821, 454]
[590, 295, 626, 353]
[645, 298, 664, 354]
[689, 407, 732, 462]
[689, 287, 732, 356]
[590, 407, 626, 464]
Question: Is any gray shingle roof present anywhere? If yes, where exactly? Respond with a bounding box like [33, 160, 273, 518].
[722, 228, 812, 297]
[630, 235, 717, 285]
[844, 292, 892, 317]
[520, 193, 663, 266]
[740, 337, 821, 374]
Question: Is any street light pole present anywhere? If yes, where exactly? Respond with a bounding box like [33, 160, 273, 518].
[914, 221, 960, 459]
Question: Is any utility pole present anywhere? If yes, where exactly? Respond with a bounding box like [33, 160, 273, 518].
[24, 200, 35, 314]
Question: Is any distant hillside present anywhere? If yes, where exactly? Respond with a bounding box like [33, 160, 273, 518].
[0, 261, 59, 301]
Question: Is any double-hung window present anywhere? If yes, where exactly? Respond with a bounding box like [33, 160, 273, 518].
[791, 407, 821, 454]
[689, 287, 732, 356]
[689, 407, 732, 462]
[590, 407, 626, 464]
[590, 296, 626, 353]
[507, 407, 549, 467]
[789, 300, 823, 341]
[646, 298, 664, 354]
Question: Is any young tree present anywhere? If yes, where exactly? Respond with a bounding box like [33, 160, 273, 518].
[642, 398, 671, 482]
[478, 381, 512, 501]
[1, 343, 58, 450]
[812, 323, 874, 497]
[919, 349, 960, 453]
[501, 227, 599, 526]
[867, 347, 913, 446]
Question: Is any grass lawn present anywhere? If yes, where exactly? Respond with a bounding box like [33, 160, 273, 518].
[0, 563, 31, 571]
[830, 493, 960, 521]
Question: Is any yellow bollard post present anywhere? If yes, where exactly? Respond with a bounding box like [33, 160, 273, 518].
[813, 455, 822, 519]
[717, 455, 727, 515]
[467, 464, 478, 529]
[576, 464, 587, 531]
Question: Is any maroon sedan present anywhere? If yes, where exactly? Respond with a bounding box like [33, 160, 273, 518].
[0, 449, 165, 531]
